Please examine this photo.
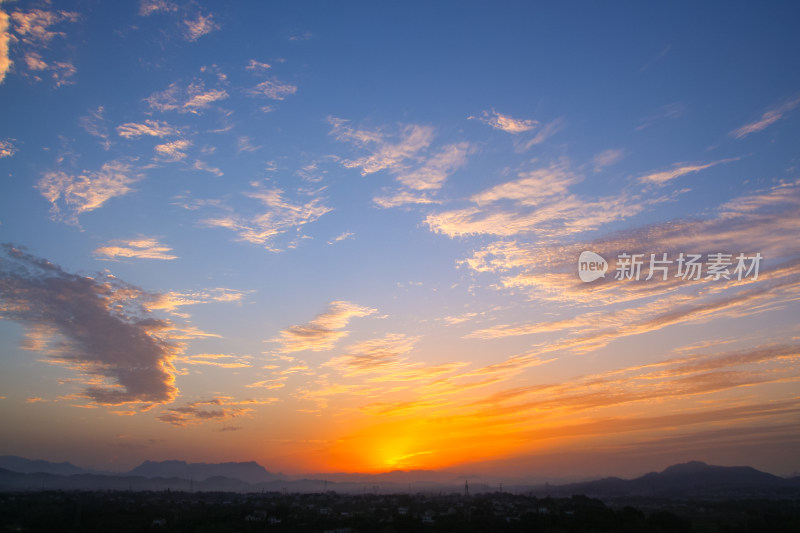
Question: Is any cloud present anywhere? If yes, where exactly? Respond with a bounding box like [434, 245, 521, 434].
[36, 160, 144, 224]
[0, 244, 179, 406]
[329, 117, 434, 175]
[246, 59, 271, 71]
[0, 138, 17, 158]
[157, 397, 269, 427]
[274, 301, 376, 353]
[639, 44, 671, 72]
[2, 7, 78, 86]
[117, 120, 179, 139]
[470, 109, 537, 133]
[201, 185, 332, 251]
[0, 6, 10, 84]
[731, 96, 800, 139]
[79, 106, 111, 150]
[326, 334, 418, 376]
[183, 13, 219, 41]
[10, 9, 79, 46]
[635, 102, 684, 131]
[192, 160, 223, 176]
[395, 142, 472, 191]
[246, 79, 297, 100]
[146, 81, 228, 114]
[637, 158, 737, 185]
[139, 1, 177, 16]
[236, 136, 260, 153]
[174, 353, 251, 369]
[94, 237, 177, 261]
[144, 288, 247, 318]
[372, 190, 441, 208]
[154, 139, 191, 161]
[327, 231, 353, 245]
[592, 149, 625, 171]
[426, 161, 656, 238]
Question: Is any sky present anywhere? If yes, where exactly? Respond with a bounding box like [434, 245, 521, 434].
[1, 0, 799, 480]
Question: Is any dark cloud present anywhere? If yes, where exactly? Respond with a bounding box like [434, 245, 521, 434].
[0, 244, 178, 406]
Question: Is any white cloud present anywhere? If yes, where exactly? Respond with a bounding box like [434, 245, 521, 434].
[470, 109, 537, 133]
[201, 185, 332, 251]
[154, 139, 191, 161]
[0, 138, 17, 158]
[183, 13, 219, 41]
[274, 301, 376, 353]
[36, 160, 144, 223]
[0, 6, 10, 84]
[94, 237, 177, 261]
[246, 79, 297, 100]
[731, 96, 800, 139]
[146, 81, 229, 114]
[592, 149, 625, 171]
[637, 158, 737, 185]
[117, 120, 180, 139]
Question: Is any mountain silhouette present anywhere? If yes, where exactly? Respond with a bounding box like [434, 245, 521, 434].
[124, 460, 278, 484]
[0, 456, 88, 476]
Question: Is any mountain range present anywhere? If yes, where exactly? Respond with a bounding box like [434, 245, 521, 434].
[1, 457, 799, 497]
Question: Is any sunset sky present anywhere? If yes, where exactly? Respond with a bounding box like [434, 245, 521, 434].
[1, 1, 799, 480]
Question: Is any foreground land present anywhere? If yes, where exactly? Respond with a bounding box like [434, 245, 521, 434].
[1, 490, 799, 532]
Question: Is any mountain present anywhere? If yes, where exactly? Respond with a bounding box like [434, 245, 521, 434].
[0, 456, 87, 476]
[1, 458, 799, 497]
[125, 460, 279, 484]
[547, 461, 800, 498]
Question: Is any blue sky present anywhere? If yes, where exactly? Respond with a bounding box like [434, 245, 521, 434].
[1, 0, 799, 478]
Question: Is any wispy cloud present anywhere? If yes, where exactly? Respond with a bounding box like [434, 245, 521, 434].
[0, 245, 179, 406]
[470, 109, 537, 133]
[138, 1, 177, 17]
[274, 301, 376, 353]
[154, 139, 191, 161]
[157, 397, 274, 427]
[246, 59, 271, 71]
[117, 119, 179, 139]
[0, 138, 17, 158]
[192, 160, 223, 177]
[144, 288, 247, 318]
[395, 142, 472, 191]
[426, 161, 655, 238]
[329, 117, 434, 175]
[36, 160, 144, 224]
[94, 237, 177, 261]
[327, 231, 353, 245]
[4, 7, 79, 86]
[79, 106, 111, 150]
[731, 96, 800, 139]
[326, 333, 418, 376]
[637, 158, 737, 185]
[330, 117, 474, 207]
[174, 353, 251, 369]
[592, 149, 625, 171]
[183, 13, 218, 41]
[0, 7, 11, 84]
[146, 81, 229, 114]
[635, 102, 684, 131]
[201, 184, 332, 251]
[246, 79, 297, 100]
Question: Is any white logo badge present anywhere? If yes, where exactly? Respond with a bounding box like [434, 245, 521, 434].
[578, 251, 608, 282]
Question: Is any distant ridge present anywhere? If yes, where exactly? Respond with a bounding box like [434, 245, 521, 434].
[1, 457, 799, 497]
[0, 456, 87, 476]
[552, 461, 800, 498]
[125, 460, 279, 484]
